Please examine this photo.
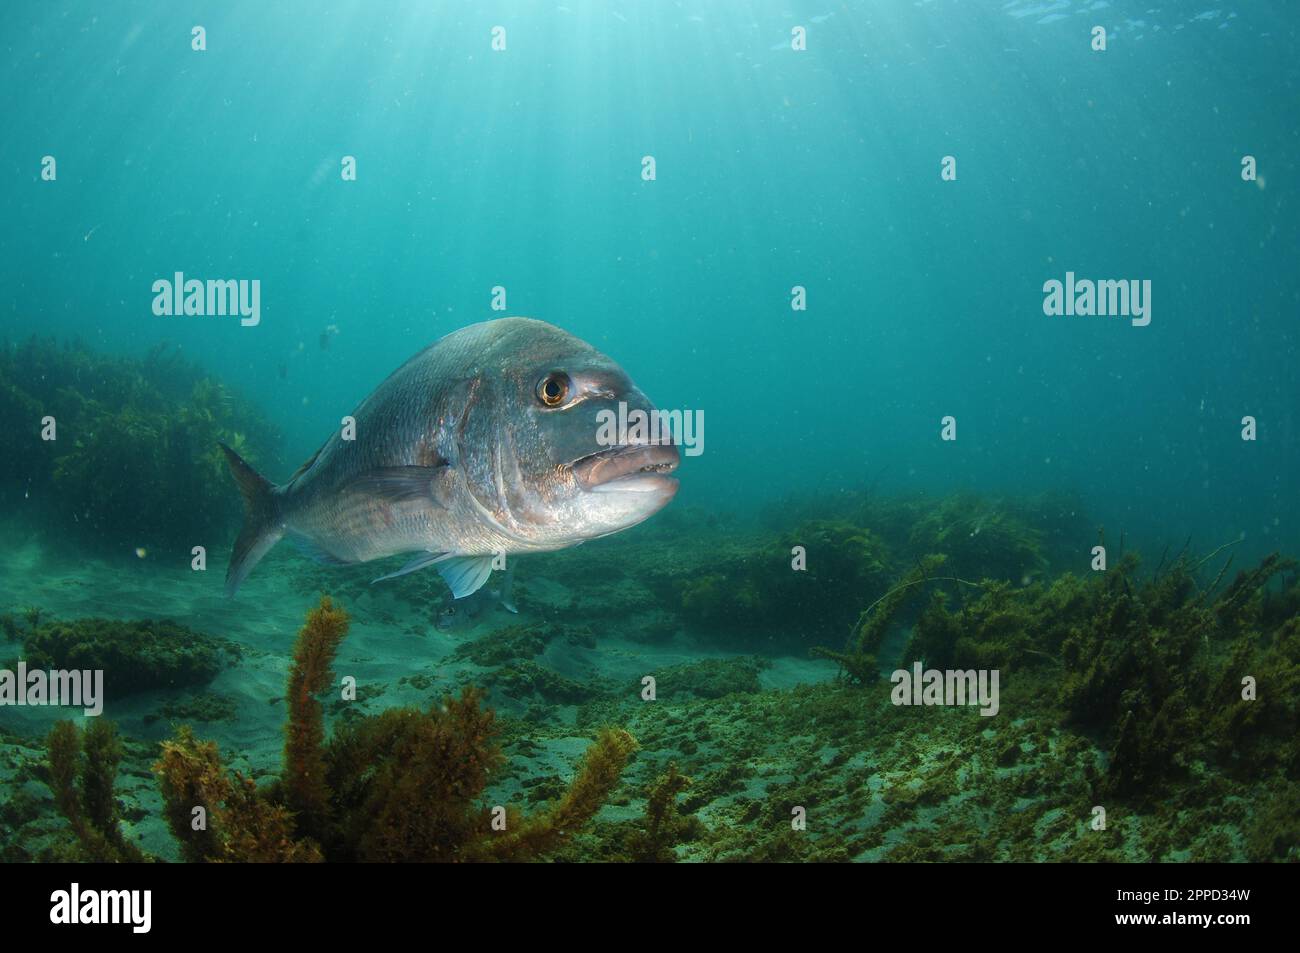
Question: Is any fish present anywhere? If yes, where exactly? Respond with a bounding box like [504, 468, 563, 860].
[435, 561, 517, 631]
[220, 317, 680, 599]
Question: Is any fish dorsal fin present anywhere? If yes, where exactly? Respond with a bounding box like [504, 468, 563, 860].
[437, 555, 496, 599]
[371, 550, 453, 584]
[288, 441, 328, 483]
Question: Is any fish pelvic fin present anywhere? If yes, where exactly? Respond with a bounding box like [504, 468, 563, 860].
[220, 441, 283, 597]
[437, 555, 496, 599]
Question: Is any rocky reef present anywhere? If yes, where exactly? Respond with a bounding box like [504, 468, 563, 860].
[16, 616, 233, 696]
[0, 336, 280, 556]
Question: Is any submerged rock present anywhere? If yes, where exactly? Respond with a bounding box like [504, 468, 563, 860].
[21, 618, 229, 696]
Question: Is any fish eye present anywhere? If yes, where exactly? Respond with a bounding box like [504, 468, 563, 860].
[536, 371, 570, 408]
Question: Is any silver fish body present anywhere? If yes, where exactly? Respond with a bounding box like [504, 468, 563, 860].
[221, 317, 679, 597]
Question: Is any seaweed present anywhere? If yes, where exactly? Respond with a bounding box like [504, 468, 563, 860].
[470, 726, 639, 862]
[155, 725, 317, 862]
[898, 547, 1300, 801]
[322, 692, 504, 860]
[283, 596, 349, 837]
[812, 554, 953, 683]
[675, 520, 891, 643]
[23, 617, 227, 696]
[144, 692, 239, 725]
[43, 720, 146, 862]
[1246, 780, 1300, 862]
[530, 511, 892, 646]
[645, 656, 770, 700]
[625, 762, 693, 862]
[324, 701, 638, 861]
[520, 490, 1083, 653]
[451, 622, 552, 666]
[904, 493, 1049, 584]
[909, 573, 1087, 672]
[482, 660, 605, 705]
[0, 334, 281, 555]
[151, 595, 636, 862]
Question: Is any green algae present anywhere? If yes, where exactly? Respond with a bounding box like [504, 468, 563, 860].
[2, 487, 1297, 864]
[0, 335, 280, 556]
[480, 659, 604, 705]
[20, 617, 231, 696]
[145, 692, 239, 725]
[643, 656, 770, 700]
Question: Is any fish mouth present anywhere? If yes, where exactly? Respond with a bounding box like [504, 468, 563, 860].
[573, 444, 680, 495]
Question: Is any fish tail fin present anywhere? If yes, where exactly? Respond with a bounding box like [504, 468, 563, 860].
[220, 442, 283, 597]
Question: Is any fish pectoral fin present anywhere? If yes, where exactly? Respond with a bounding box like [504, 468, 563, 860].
[437, 555, 497, 599]
[348, 465, 452, 507]
[371, 550, 453, 584]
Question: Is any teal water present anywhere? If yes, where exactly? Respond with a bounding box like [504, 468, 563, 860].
[3, 0, 1296, 559]
[1, 1, 1299, 865]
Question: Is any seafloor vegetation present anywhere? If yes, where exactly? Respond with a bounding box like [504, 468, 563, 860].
[0, 340, 1295, 862]
[1, 487, 1296, 862]
[27, 598, 636, 862]
[0, 335, 280, 557]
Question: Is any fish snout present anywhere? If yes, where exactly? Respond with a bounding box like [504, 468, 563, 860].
[573, 443, 680, 497]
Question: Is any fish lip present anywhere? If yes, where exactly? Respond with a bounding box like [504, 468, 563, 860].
[573, 443, 680, 492]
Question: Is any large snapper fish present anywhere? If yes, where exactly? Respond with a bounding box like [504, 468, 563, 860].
[221, 317, 679, 598]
